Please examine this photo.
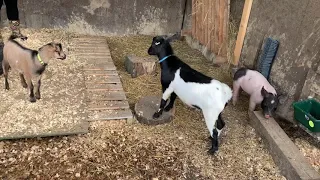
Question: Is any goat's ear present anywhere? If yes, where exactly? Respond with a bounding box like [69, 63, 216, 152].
[166, 32, 181, 42]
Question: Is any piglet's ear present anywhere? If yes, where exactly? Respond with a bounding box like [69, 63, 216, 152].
[261, 86, 268, 97]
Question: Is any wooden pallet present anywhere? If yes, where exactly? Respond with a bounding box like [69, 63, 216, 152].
[72, 37, 133, 122]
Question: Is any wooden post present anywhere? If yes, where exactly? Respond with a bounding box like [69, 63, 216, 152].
[233, 0, 253, 65]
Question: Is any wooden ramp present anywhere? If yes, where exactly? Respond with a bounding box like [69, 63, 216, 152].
[71, 36, 133, 122]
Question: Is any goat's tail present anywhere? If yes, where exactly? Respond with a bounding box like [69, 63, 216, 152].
[221, 83, 233, 105]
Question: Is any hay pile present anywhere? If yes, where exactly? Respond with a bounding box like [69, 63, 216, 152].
[0, 28, 88, 139]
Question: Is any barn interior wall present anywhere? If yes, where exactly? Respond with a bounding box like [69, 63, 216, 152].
[0, 0, 192, 36]
[239, 0, 320, 123]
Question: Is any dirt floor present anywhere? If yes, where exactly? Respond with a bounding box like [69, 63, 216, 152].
[0, 28, 318, 179]
[0, 28, 88, 140]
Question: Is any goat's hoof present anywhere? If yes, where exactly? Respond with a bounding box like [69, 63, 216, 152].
[30, 97, 36, 103]
[152, 112, 161, 119]
[208, 148, 218, 155]
[164, 105, 173, 112]
[22, 84, 27, 88]
[35, 93, 41, 100]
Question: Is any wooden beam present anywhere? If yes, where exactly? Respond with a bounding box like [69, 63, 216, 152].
[248, 111, 320, 180]
[233, 0, 253, 65]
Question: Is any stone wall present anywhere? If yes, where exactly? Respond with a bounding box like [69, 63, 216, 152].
[0, 0, 192, 36]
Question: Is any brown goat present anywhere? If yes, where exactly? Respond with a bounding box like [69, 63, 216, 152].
[2, 35, 67, 102]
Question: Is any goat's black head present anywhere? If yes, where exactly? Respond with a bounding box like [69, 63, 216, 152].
[147, 32, 181, 56]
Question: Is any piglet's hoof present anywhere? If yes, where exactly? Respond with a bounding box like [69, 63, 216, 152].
[29, 97, 36, 103]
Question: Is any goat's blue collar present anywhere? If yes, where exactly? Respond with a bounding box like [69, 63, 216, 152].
[158, 55, 172, 63]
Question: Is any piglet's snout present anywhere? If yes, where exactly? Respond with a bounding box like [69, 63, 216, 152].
[264, 114, 270, 119]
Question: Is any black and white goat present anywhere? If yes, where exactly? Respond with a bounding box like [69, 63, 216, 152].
[147, 33, 233, 154]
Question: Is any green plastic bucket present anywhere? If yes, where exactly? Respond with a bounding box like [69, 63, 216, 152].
[292, 98, 320, 132]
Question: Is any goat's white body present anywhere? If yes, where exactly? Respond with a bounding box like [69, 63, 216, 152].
[163, 68, 233, 136]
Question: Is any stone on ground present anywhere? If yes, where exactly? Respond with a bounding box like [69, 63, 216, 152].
[134, 96, 174, 125]
[125, 54, 157, 78]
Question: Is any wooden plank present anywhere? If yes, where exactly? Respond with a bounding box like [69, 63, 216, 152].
[233, 0, 253, 65]
[86, 83, 123, 91]
[72, 44, 108, 48]
[88, 101, 129, 111]
[84, 75, 121, 83]
[73, 49, 109, 53]
[88, 109, 133, 121]
[248, 111, 320, 180]
[73, 44, 109, 49]
[75, 55, 112, 59]
[82, 62, 115, 67]
[195, 0, 199, 43]
[195, 0, 199, 41]
[207, 0, 211, 48]
[214, 0, 220, 54]
[201, 0, 205, 45]
[77, 56, 113, 61]
[88, 75, 120, 83]
[72, 39, 107, 43]
[72, 42, 107, 46]
[219, 0, 224, 46]
[0, 121, 89, 141]
[194, 0, 197, 39]
[84, 70, 118, 76]
[202, 0, 206, 45]
[73, 37, 106, 41]
[204, 0, 208, 47]
[199, 0, 204, 45]
[197, 0, 202, 43]
[84, 71, 118, 76]
[74, 52, 111, 56]
[210, 0, 216, 53]
[85, 78, 121, 84]
[192, 0, 196, 38]
[87, 91, 127, 101]
[83, 64, 116, 71]
[74, 45, 108, 49]
[222, 0, 230, 56]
